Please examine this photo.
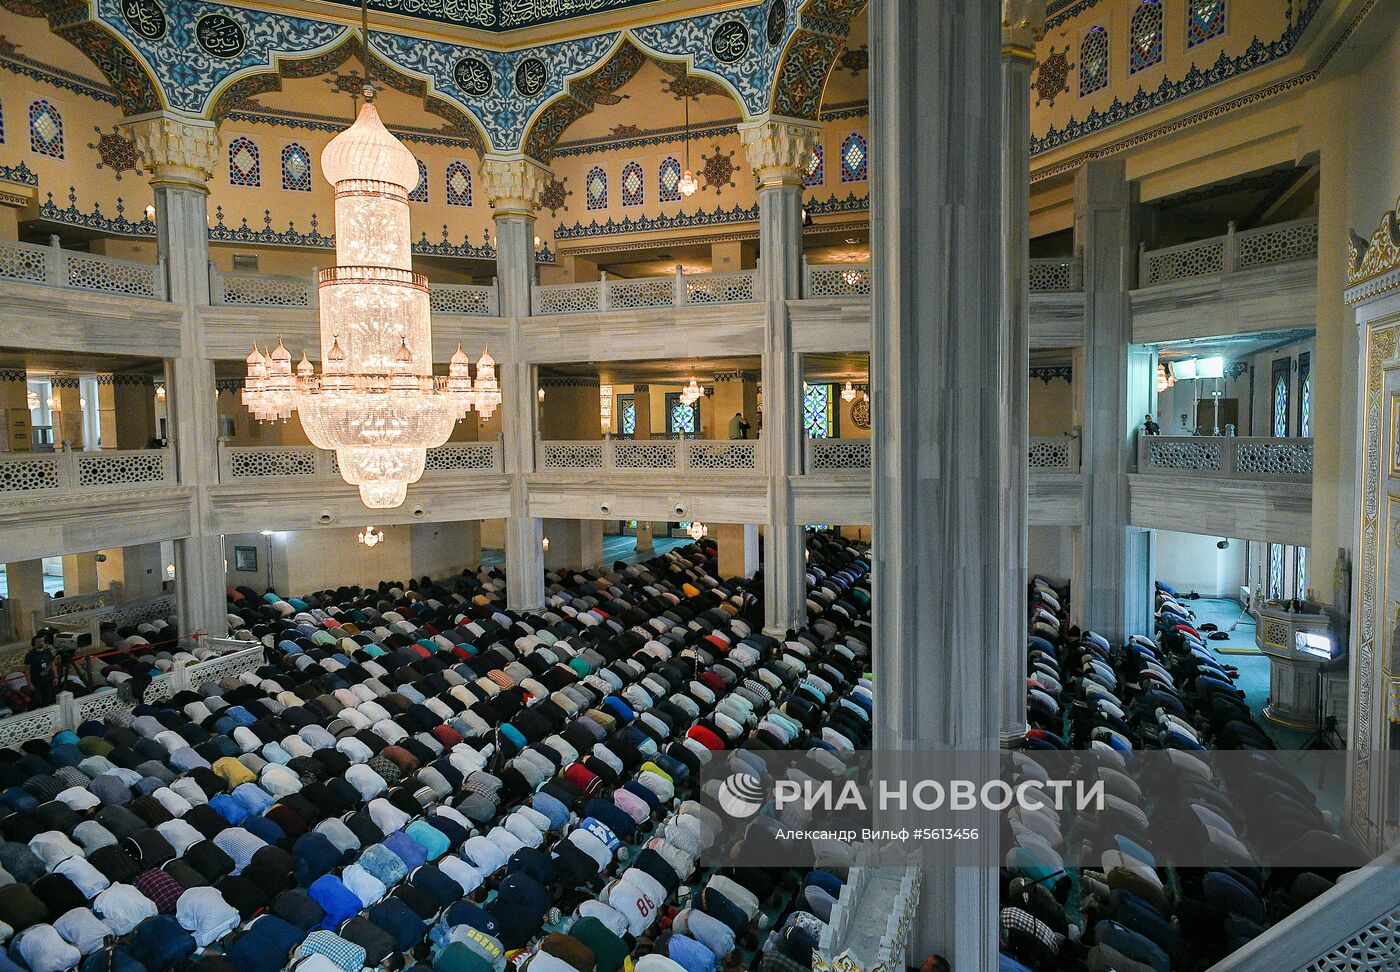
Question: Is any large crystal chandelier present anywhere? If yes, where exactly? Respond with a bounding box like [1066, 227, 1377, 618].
[242, 87, 499, 509]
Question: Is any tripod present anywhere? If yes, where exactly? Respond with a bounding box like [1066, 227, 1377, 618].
[55, 650, 89, 693]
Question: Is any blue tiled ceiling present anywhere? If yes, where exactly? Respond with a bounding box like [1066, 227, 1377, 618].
[320, 0, 667, 32]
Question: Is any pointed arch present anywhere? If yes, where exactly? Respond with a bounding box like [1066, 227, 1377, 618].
[769, 0, 869, 121]
[28, 99, 63, 158]
[207, 35, 488, 158]
[281, 143, 311, 191]
[521, 36, 748, 164]
[446, 161, 472, 206]
[1130, 1, 1164, 74]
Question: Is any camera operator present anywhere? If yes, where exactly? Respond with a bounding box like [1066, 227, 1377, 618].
[23, 632, 56, 708]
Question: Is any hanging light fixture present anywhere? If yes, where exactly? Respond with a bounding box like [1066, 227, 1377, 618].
[687, 521, 708, 541]
[678, 91, 698, 198]
[841, 380, 857, 403]
[680, 377, 702, 407]
[154, 383, 166, 402]
[26, 390, 38, 410]
[358, 526, 385, 547]
[47, 393, 58, 410]
[241, 2, 498, 509]
[537, 386, 546, 402]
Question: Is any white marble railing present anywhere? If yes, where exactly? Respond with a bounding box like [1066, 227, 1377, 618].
[1029, 256, 1083, 292]
[805, 260, 871, 298]
[533, 267, 760, 315]
[806, 437, 872, 471]
[0, 448, 175, 498]
[1140, 217, 1319, 287]
[210, 266, 499, 316]
[1206, 846, 1400, 972]
[34, 593, 176, 650]
[0, 237, 165, 299]
[1029, 435, 1080, 471]
[536, 437, 763, 474]
[218, 440, 502, 484]
[814, 861, 921, 972]
[0, 643, 262, 748]
[42, 586, 123, 620]
[1138, 435, 1313, 480]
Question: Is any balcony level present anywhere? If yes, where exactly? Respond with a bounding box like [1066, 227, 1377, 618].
[1128, 435, 1313, 545]
[1131, 218, 1319, 344]
[0, 448, 191, 560]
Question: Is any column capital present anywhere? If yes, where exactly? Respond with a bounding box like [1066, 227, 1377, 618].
[481, 155, 550, 218]
[123, 112, 220, 188]
[713, 370, 758, 383]
[738, 116, 820, 189]
[1002, 0, 1047, 57]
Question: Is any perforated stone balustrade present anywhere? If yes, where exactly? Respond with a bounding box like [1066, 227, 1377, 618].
[0, 236, 165, 299]
[533, 267, 760, 316]
[535, 437, 764, 474]
[1137, 436, 1313, 481]
[209, 265, 499, 315]
[1139, 217, 1319, 287]
[218, 441, 503, 484]
[0, 448, 174, 499]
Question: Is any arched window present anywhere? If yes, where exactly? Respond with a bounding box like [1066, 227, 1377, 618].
[446, 162, 472, 206]
[666, 393, 697, 434]
[804, 145, 824, 187]
[840, 133, 866, 183]
[658, 157, 682, 202]
[1129, 1, 1164, 74]
[1188, 0, 1226, 47]
[1272, 371, 1290, 438]
[586, 165, 607, 210]
[228, 136, 259, 187]
[409, 159, 428, 202]
[619, 397, 636, 436]
[281, 143, 311, 191]
[1080, 27, 1109, 96]
[1295, 547, 1307, 598]
[1299, 353, 1312, 437]
[1268, 543, 1284, 599]
[28, 100, 63, 159]
[621, 161, 643, 207]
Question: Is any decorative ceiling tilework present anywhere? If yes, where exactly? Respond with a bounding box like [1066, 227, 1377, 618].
[631, 0, 795, 117]
[96, 0, 349, 115]
[316, 0, 667, 32]
[370, 29, 617, 153]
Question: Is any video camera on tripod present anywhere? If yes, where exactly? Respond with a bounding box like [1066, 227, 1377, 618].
[51, 631, 92, 656]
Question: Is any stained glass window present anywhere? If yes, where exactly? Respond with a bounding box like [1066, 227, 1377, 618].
[667, 393, 697, 434]
[409, 159, 428, 202]
[659, 157, 681, 202]
[620, 161, 643, 207]
[28, 100, 62, 158]
[1188, 0, 1225, 47]
[586, 166, 607, 210]
[280, 143, 311, 191]
[1295, 546, 1307, 599]
[620, 396, 636, 436]
[1269, 543, 1284, 600]
[1299, 353, 1312, 437]
[228, 136, 259, 186]
[804, 145, 824, 187]
[1130, 1, 1164, 74]
[1272, 373, 1289, 438]
[840, 134, 866, 182]
[446, 161, 472, 206]
[1080, 26, 1109, 96]
[803, 382, 834, 438]
[0, 97, 9, 145]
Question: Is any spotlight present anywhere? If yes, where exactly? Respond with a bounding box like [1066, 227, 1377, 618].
[1216, 539, 1230, 550]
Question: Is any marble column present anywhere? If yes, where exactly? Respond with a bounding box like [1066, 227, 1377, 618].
[125, 113, 226, 638]
[714, 522, 760, 580]
[632, 385, 653, 440]
[6, 560, 45, 640]
[53, 378, 83, 450]
[871, 0, 1003, 964]
[1000, 1, 1046, 747]
[738, 117, 819, 635]
[710, 371, 759, 441]
[0, 370, 32, 452]
[61, 553, 99, 596]
[112, 376, 158, 449]
[1076, 159, 1152, 642]
[483, 155, 551, 611]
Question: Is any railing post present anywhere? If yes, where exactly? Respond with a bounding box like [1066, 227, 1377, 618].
[800, 254, 809, 299]
[1137, 241, 1148, 286]
[207, 261, 221, 304]
[1071, 254, 1084, 291]
[57, 691, 76, 730]
[155, 255, 168, 300]
[1137, 434, 1147, 471]
[1224, 220, 1238, 273]
[172, 659, 190, 694]
[755, 256, 765, 301]
[1224, 436, 1238, 476]
[598, 271, 609, 311]
[678, 435, 690, 472]
[673, 264, 685, 306]
[603, 436, 615, 472]
[46, 235, 64, 287]
[492, 276, 500, 316]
